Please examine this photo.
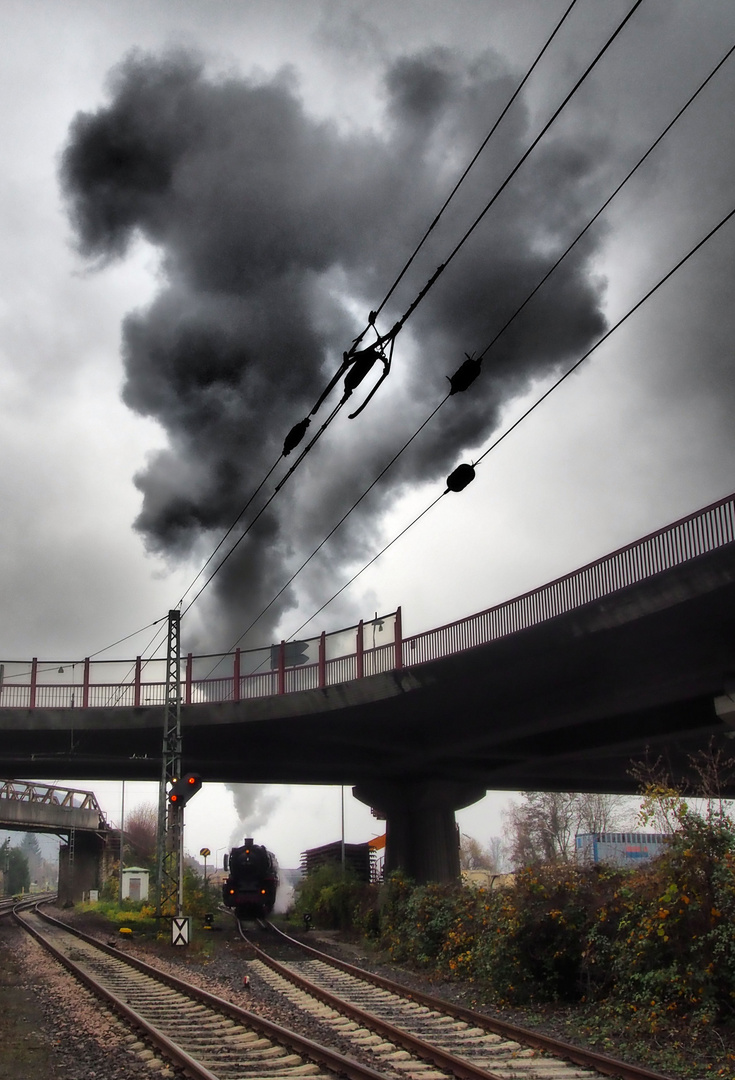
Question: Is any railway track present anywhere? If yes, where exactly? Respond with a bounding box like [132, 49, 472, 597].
[12, 902, 393, 1080]
[234, 920, 674, 1080]
[0, 891, 55, 916]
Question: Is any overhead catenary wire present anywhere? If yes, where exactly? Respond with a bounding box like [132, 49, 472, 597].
[471, 38, 735, 370]
[281, 201, 735, 640]
[13, 129, 731, 700]
[223, 399, 448, 655]
[26, 26, 729, 682]
[383, 0, 646, 335]
[2, 617, 168, 680]
[283, 493, 447, 645]
[173, 456, 282, 611]
[472, 204, 735, 469]
[217, 38, 734, 653]
[86, 617, 168, 660]
[174, 0, 645, 624]
[367, 0, 580, 329]
[13, 5, 725, 710]
[101, 620, 173, 707]
[288, 0, 646, 442]
[5, 12, 574, 691]
[163, 7, 573, 623]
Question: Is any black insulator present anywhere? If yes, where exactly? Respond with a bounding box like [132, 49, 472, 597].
[446, 463, 476, 492]
[343, 345, 379, 394]
[283, 417, 310, 456]
[447, 353, 483, 395]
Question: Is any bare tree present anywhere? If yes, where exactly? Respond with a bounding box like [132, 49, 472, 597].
[460, 834, 502, 872]
[504, 791, 625, 870]
[630, 742, 735, 830]
[124, 803, 158, 867]
[576, 793, 627, 834]
[687, 741, 735, 823]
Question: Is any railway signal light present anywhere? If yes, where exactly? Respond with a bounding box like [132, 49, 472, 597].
[168, 772, 202, 806]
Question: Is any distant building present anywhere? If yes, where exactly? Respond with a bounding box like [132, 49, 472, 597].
[300, 840, 378, 883]
[576, 831, 671, 867]
[461, 869, 514, 889]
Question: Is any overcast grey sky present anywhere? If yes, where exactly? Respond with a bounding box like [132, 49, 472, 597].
[1, 1, 734, 866]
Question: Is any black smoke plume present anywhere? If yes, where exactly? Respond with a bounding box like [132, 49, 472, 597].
[60, 47, 609, 650]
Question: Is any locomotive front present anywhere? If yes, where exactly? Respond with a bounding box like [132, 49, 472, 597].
[222, 837, 279, 918]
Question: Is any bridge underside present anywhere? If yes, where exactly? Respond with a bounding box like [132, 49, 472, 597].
[1, 544, 733, 796]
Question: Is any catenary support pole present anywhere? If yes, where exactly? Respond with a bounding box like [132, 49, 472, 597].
[155, 610, 183, 917]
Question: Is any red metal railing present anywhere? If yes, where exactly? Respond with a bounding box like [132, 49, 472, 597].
[402, 490, 735, 665]
[0, 491, 733, 710]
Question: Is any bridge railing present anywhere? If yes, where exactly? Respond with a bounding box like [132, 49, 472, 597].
[0, 611, 400, 708]
[0, 491, 733, 708]
[402, 490, 735, 665]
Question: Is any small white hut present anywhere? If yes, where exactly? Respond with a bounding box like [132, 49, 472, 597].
[121, 867, 150, 902]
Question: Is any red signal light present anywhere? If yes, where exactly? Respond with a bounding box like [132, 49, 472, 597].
[167, 772, 202, 806]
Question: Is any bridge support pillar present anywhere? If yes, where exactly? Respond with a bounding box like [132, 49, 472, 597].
[353, 780, 485, 883]
[58, 831, 108, 906]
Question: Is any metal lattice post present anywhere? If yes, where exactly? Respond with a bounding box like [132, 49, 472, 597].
[67, 825, 76, 903]
[156, 610, 183, 917]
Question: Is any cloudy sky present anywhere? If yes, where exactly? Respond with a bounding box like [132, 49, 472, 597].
[1, 0, 734, 868]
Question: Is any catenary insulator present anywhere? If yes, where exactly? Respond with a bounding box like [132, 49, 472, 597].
[446, 463, 476, 492]
[447, 353, 483, 395]
[343, 344, 379, 395]
[283, 417, 310, 456]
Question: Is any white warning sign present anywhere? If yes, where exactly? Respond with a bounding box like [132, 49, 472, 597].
[171, 916, 190, 946]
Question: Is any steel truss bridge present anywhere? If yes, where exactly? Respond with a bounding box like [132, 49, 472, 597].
[0, 780, 105, 834]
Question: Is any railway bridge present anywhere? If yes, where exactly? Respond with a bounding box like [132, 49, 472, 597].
[1, 491, 734, 882]
[0, 780, 113, 903]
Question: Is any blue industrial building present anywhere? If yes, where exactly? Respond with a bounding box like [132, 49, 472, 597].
[576, 832, 671, 866]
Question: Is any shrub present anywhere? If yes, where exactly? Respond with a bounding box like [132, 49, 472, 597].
[291, 864, 370, 931]
[369, 815, 735, 1032]
[470, 864, 623, 1004]
[599, 810, 735, 1027]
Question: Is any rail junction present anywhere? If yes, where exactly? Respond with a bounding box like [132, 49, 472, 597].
[7, 898, 675, 1080]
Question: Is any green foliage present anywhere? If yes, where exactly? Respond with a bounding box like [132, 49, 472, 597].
[100, 860, 210, 918]
[100, 867, 120, 901]
[80, 897, 159, 933]
[5, 846, 31, 895]
[379, 879, 477, 969]
[476, 864, 624, 1003]
[596, 810, 735, 1030]
[355, 812, 735, 1073]
[291, 864, 372, 930]
[183, 863, 211, 918]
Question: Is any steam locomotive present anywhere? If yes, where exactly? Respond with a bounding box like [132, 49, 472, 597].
[222, 838, 279, 918]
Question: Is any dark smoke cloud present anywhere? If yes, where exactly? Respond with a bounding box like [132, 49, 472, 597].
[60, 46, 610, 649]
